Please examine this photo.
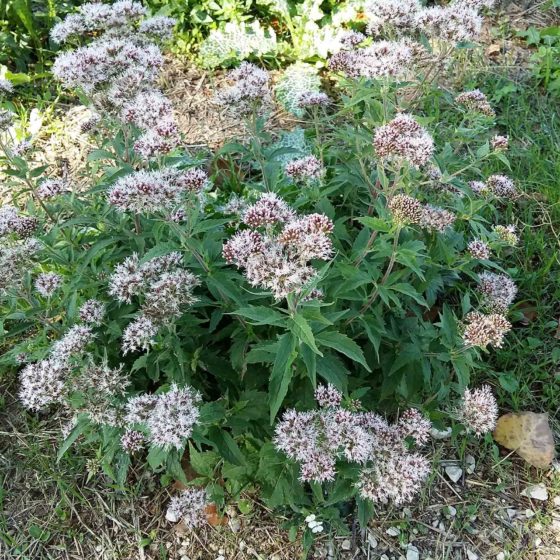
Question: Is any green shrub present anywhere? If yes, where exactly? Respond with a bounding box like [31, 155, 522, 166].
[0, 0, 518, 540]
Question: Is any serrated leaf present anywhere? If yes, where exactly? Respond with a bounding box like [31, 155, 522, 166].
[316, 331, 370, 371]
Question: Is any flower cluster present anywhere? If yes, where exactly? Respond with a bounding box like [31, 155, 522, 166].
[493, 224, 519, 246]
[223, 193, 333, 299]
[35, 272, 62, 297]
[467, 239, 491, 260]
[79, 299, 106, 325]
[50, 1, 148, 43]
[0, 205, 37, 238]
[363, 0, 488, 45]
[274, 385, 432, 506]
[36, 178, 68, 200]
[124, 383, 201, 449]
[284, 156, 325, 184]
[216, 62, 272, 115]
[456, 90, 495, 116]
[478, 272, 517, 312]
[469, 174, 517, 199]
[165, 487, 208, 528]
[457, 385, 498, 436]
[374, 114, 434, 168]
[329, 39, 418, 81]
[491, 135, 509, 152]
[462, 311, 511, 349]
[388, 195, 456, 232]
[108, 252, 199, 353]
[0, 238, 41, 296]
[52, 1, 179, 158]
[108, 167, 210, 213]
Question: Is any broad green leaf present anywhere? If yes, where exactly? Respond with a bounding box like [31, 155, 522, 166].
[232, 306, 287, 326]
[316, 331, 371, 371]
[268, 333, 298, 422]
[289, 314, 322, 355]
[208, 427, 247, 466]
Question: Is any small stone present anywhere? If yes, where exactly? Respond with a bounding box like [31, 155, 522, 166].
[180, 556, 190, 560]
[496, 553, 505, 560]
[367, 532, 378, 549]
[534, 522, 543, 531]
[553, 496, 560, 507]
[438, 521, 445, 531]
[466, 550, 479, 560]
[525, 509, 535, 518]
[380, 555, 389, 560]
[522, 484, 548, 501]
[341, 539, 351, 551]
[386, 527, 400, 537]
[431, 427, 452, 439]
[406, 544, 419, 560]
[228, 517, 241, 533]
[445, 466, 463, 483]
[535, 537, 542, 547]
[270, 555, 281, 560]
[465, 455, 476, 474]
[446, 506, 457, 517]
[506, 509, 517, 519]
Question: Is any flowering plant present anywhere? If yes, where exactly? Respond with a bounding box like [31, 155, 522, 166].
[1, 0, 517, 536]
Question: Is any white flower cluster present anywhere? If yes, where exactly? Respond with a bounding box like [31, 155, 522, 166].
[108, 252, 199, 353]
[274, 384, 432, 506]
[50, 1, 174, 44]
[222, 193, 334, 300]
[125, 383, 201, 449]
[0, 205, 37, 238]
[364, 0, 487, 44]
[165, 487, 207, 528]
[52, 1, 179, 159]
[216, 62, 272, 116]
[0, 238, 41, 296]
[329, 39, 420, 81]
[108, 167, 210, 214]
[478, 271, 518, 312]
[457, 385, 498, 436]
[388, 195, 456, 233]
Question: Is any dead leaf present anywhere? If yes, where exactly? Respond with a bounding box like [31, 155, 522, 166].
[485, 44, 501, 57]
[205, 503, 228, 526]
[493, 412, 555, 468]
[517, 301, 537, 325]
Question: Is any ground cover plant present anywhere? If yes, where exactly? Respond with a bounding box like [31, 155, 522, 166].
[1, 1, 559, 558]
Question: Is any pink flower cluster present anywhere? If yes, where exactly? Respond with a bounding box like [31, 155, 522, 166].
[108, 252, 199, 353]
[388, 195, 456, 233]
[222, 193, 334, 299]
[458, 385, 498, 436]
[52, 2, 180, 159]
[124, 383, 201, 449]
[374, 114, 434, 168]
[274, 384, 432, 506]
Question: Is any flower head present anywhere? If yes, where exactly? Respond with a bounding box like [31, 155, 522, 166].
[478, 272, 517, 312]
[165, 488, 207, 528]
[458, 385, 498, 436]
[467, 239, 490, 260]
[284, 156, 325, 183]
[79, 299, 106, 324]
[35, 272, 62, 297]
[463, 311, 511, 348]
[374, 114, 434, 167]
[456, 90, 494, 116]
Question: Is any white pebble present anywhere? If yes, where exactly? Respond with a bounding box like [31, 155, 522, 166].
[445, 466, 463, 483]
[521, 484, 548, 501]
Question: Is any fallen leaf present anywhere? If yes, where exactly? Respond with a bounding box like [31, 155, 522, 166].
[486, 44, 501, 57]
[205, 503, 228, 526]
[493, 412, 556, 468]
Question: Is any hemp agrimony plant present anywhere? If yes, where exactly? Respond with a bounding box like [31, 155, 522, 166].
[0, 0, 519, 538]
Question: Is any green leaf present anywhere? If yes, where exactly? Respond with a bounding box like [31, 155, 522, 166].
[188, 444, 219, 477]
[268, 333, 298, 422]
[232, 306, 287, 326]
[146, 446, 167, 470]
[57, 417, 88, 461]
[289, 314, 322, 355]
[355, 216, 390, 232]
[208, 427, 247, 466]
[316, 331, 371, 372]
[316, 354, 348, 392]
